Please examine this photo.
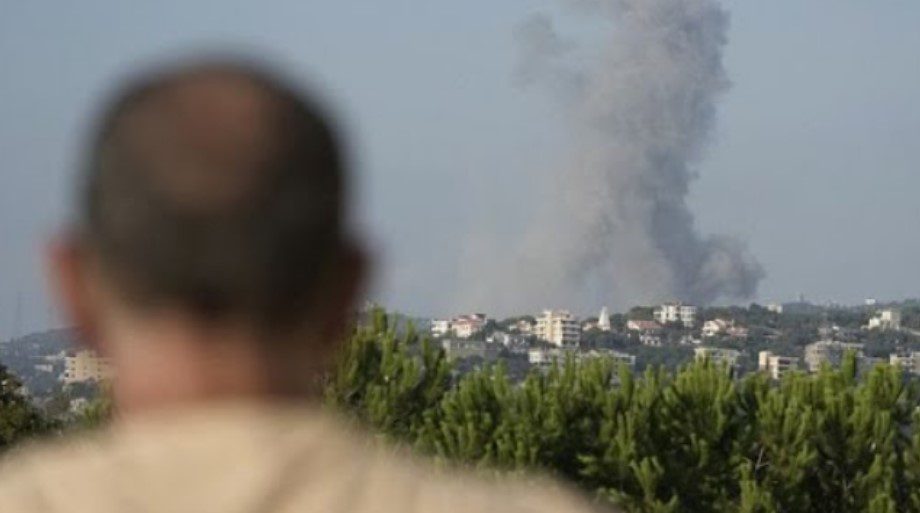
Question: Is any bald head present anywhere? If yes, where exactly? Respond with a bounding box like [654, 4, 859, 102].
[80, 61, 351, 328]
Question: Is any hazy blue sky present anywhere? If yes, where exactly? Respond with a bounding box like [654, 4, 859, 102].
[1, 0, 919, 336]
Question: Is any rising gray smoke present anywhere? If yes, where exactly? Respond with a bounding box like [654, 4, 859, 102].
[473, 0, 763, 312]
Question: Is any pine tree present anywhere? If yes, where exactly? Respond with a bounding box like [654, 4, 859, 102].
[327, 310, 920, 513]
[0, 364, 57, 451]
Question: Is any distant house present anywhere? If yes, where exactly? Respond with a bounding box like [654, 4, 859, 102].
[702, 319, 729, 338]
[766, 303, 784, 314]
[528, 347, 635, 369]
[758, 351, 800, 380]
[440, 339, 499, 362]
[535, 310, 581, 347]
[430, 319, 451, 338]
[702, 319, 749, 339]
[654, 303, 697, 328]
[867, 309, 901, 331]
[640, 333, 663, 347]
[452, 314, 488, 339]
[804, 340, 865, 372]
[431, 314, 488, 339]
[890, 352, 920, 375]
[694, 347, 741, 369]
[509, 318, 535, 335]
[487, 331, 527, 348]
[626, 320, 662, 333]
[62, 350, 113, 384]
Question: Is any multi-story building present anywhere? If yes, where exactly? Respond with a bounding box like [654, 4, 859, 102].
[702, 319, 748, 339]
[528, 347, 575, 366]
[430, 319, 451, 338]
[758, 351, 800, 380]
[431, 314, 488, 339]
[766, 303, 784, 314]
[694, 347, 741, 369]
[640, 333, 663, 347]
[62, 350, 114, 384]
[528, 347, 635, 369]
[867, 309, 901, 331]
[452, 314, 488, 338]
[510, 318, 535, 335]
[890, 352, 920, 375]
[804, 340, 865, 372]
[626, 320, 662, 333]
[440, 339, 499, 362]
[702, 319, 730, 338]
[655, 303, 697, 328]
[535, 310, 581, 347]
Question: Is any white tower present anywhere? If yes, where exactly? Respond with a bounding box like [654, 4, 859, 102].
[597, 306, 611, 332]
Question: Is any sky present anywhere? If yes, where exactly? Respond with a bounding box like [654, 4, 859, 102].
[1, 0, 919, 337]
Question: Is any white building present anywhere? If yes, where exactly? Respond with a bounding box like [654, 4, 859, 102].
[62, 350, 114, 384]
[528, 347, 634, 369]
[702, 319, 749, 339]
[758, 351, 800, 380]
[702, 319, 730, 338]
[766, 303, 784, 314]
[627, 320, 662, 333]
[597, 306, 611, 332]
[535, 310, 581, 347]
[431, 314, 488, 339]
[441, 339, 499, 362]
[510, 318, 535, 335]
[890, 352, 920, 375]
[452, 314, 488, 338]
[654, 303, 697, 328]
[867, 309, 901, 331]
[528, 347, 575, 366]
[430, 319, 451, 338]
[694, 347, 741, 368]
[804, 340, 865, 372]
[640, 333, 663, 347]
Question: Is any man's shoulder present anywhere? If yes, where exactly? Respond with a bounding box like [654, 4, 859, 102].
[0, 431, 113, 511]
[0, 406, 607, 513]
[407, 467, 604, 513]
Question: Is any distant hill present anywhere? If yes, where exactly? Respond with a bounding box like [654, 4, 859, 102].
[0, 328, 77, 398]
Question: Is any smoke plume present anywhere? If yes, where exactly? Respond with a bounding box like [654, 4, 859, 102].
[466, 0, 763, 313]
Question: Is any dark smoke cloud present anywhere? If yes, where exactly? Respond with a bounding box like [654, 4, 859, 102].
[461, 0, 763, 314]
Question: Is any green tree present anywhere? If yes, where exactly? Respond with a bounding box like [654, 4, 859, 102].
[0, 364, 57, 451]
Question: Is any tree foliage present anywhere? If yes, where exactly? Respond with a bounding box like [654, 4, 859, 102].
[0, 364, 58, 451]
[330, 309, 920, 513]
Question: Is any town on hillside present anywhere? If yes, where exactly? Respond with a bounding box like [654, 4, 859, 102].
[5, 299, 920, 414]
[423, 300, 920, 381]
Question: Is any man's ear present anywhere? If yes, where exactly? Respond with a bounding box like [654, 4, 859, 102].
[46, 234, 103, 352]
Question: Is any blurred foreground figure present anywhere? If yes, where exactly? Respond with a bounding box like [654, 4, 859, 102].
[0, 60, 602, 513]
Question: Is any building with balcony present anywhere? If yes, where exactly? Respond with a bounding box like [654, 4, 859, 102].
[654, 303, 697, 328]
[804, 340, 865, 372]
[62, 350, 114, 384]
[694, 347, 741, 369]
[758, 351, 800, 380]
[867, 309, 901, 331]
[535, 310, 581, 347]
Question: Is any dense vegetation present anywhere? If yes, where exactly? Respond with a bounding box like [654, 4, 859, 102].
[4, 308, 920, 512]
[328, 310, 920, 513]
[0, 364, 59, 451]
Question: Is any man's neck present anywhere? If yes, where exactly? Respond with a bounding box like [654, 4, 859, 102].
[102, 314, 327, 417]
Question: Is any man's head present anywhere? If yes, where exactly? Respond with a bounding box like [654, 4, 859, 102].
[50, 59, 365, 405]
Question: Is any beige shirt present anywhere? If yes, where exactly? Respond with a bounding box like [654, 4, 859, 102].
[0, 403, 604, 513]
